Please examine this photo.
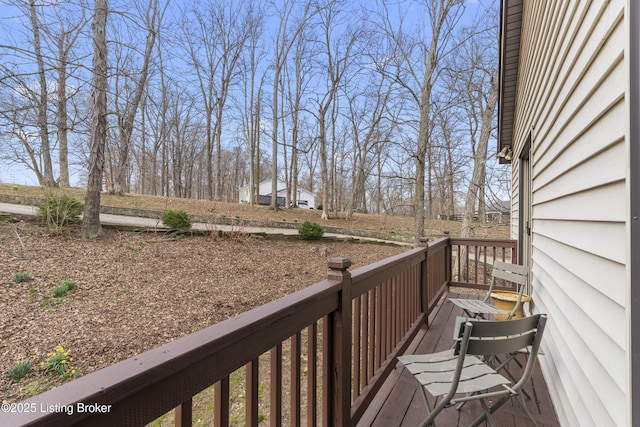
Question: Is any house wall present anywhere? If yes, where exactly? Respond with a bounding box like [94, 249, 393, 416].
[510, 1, 628, 425]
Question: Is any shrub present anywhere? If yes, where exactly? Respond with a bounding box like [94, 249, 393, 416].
[298, 221, 324, 239]
[161, 210, 192, 230]
[52, 280, 76, 298]
[9, 359, 32, 382]
[11, 272, 32, 284]
[37, 193, 83, 228]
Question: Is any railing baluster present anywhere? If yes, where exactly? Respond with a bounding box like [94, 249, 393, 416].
[174, 398, 192, 427]
[322, 315, 329, 427]
[387, 280, 393, 356]
[374, 285, 381, 370]
[214, 378, 230, 427]
[246, 359, 259, 427]
[483, 245, 488, 281]
[307, 323, 317, 427]
[290, 335, 301, 426]
[353, 295, 361, 397]
[381, 281, 388, 359]
[270, 345, 282, 427]
[369, 286, 380, 379]
[361, 292, 369, 388]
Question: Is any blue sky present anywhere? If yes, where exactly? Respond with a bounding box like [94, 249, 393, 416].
[0, 0, 497, 190]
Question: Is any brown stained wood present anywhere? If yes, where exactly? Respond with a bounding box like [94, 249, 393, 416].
[246, 359, 259, 427]
[353, 296, 362, 397]
[289, 336, 300, 427]
[375, 285, 383, 371]
[386, 281, 393, 357]
[370, 289, 377, 379]
[174, 399, 192, 427]
[361, 293, 370, 389]
[369, 373, 417, 427]
[306, 323, 318, 427]
[214, 378, 229, 427]
[322, 316, 330, 427]
[270, 345, 282, 427]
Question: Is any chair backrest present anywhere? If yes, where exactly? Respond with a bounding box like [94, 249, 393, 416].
[490, 260, 528, 289]
[484, 260, 529, 305]
[454, 314, 546, 357]
[454, 314, 547, 394]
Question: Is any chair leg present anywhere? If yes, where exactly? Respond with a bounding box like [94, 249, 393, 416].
[479, 399, 497, 427]
[515, 393, 540, 427]
[494, 352, 533, 400]
[419, 386, 431, 416]
[418, 386, 437, 427]
[468, 394, 511, 427]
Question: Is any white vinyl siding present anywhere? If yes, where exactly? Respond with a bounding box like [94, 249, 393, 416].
[509, 0, 628, 426]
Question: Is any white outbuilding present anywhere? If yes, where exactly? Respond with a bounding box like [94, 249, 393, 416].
[238, 180, 315, 209]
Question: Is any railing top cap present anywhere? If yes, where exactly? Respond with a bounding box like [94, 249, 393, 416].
[328, 257, 351, 269]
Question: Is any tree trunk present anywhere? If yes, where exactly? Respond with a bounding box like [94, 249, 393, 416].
[112, 0, 161, 196]
[461, 70, 499, 238]
[414, 90, 430, 245]
[29, 0, 56, 187]
[56, 45, 70, 188]
[319, 110, 330, 220]
[82, 0, 108, 238]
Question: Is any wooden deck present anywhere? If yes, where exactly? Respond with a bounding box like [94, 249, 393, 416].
[356, 292, 560, 427]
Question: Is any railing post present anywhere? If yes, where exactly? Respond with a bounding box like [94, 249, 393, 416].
[418, 237, 430, 319]
[325, 257, 352, 427]
[444, 231, 452, 286]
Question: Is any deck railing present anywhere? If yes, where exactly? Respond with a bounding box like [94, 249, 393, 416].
[448, 236, 519, 291]
[2, 236, 515, 427]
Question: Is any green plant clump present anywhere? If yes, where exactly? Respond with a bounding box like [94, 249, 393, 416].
[36, 193, 83, 227]
[161, 210, 192, 230]
[9, 359, 32, 382]
[298, 221, 324, 239]
[42, 347, 77, 379]
[11, 272, 32, 283]
[52, 280, 76, 298]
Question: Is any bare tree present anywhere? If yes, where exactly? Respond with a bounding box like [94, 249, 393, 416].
[211, 1, 253, 201]
[26, 0, 56, 187]
[344, 63, 395, 219]
[0, 1, 89, 187]
[180, 0, 252, 201]
[374, 0, 464, 244]
[280, 23, 314, 208]
[240, 4, 266, 206]
[180, 2, 217, 200]
[82, 0, 108, 238]
[110, 0, 166, 196]
[42, 2, 88, 188]
[458, 36, 499, 238]
[268, 0, 315, 210]
[312, 0, 359, 220]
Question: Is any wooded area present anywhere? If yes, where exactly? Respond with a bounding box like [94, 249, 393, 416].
[0, 0, 508, 239]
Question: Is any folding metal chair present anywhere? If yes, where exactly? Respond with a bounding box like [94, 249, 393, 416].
[448, 260, 529, 320]
[397, 314, 547, 427]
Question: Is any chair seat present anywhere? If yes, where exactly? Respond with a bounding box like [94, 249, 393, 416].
[398, 350, 510, 397]
[448, 261, 530, 321]
[448, 298, 509, 315]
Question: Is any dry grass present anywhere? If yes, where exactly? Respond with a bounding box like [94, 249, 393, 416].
[0, 183, 510, 241]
